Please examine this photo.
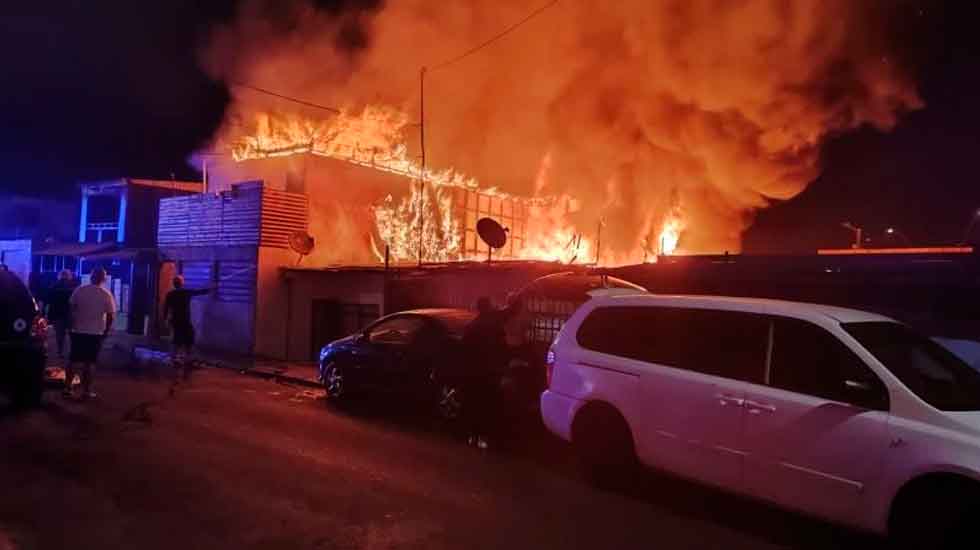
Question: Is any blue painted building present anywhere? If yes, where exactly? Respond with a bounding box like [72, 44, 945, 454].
[33, 178, 202, 333]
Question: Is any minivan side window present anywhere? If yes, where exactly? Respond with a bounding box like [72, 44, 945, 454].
[576, 306, 768, 384]
[769, 318, 888, 410]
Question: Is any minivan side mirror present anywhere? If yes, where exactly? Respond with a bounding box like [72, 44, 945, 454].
[844, 379, 872, 392]
[843, 379, 888, 411]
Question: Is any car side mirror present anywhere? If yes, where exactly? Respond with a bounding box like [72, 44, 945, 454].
[843, 379, 887, 410]
[844, 379, 872, 393]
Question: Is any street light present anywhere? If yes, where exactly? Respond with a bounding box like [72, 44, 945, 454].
[841, 222, 863, 249]
[885, 227, 911, 246]
[960, 208, 980, 245]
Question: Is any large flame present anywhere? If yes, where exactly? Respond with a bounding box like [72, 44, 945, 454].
[203, 0, 921, 264]
[227, 107, 656, 264]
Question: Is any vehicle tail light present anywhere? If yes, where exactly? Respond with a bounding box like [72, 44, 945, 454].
[31, 315, 48, 340]
[545, 346, 556, 387]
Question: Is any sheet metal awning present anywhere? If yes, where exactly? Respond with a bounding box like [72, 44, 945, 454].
[35, 243, 116, 257]
[82, 248, 145, 261]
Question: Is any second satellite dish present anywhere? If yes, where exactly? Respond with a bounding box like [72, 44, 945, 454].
[288, 231, 316, 265]
[476, 217, 508, 263]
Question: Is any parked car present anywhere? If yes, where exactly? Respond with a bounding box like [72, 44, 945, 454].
[507, 271, 647, 398]
[318, 308, 481, 418]
[542, 292, 980, 547]
[0, 270, 47, 408]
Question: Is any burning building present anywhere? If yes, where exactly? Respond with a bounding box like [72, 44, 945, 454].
[199, 0, 921, 265]
[164, 0, 926, 358]
[198, 106, 608, 266]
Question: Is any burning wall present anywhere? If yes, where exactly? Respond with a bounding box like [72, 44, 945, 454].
[200, 0, 921, 265]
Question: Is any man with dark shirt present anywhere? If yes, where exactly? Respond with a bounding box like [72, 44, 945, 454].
[46, 269, 77, 357]
[460, 294, 523, 450]
[163, 275, 212, 377]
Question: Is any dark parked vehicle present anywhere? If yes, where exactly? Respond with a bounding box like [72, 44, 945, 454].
[507, 271, 648, 396]
[0, 270, 47, 407]
[318, 308, 489, 419]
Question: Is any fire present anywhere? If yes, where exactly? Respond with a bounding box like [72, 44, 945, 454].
[229, 107, 630, 265]
[657, 211, 684, 256]
[205, 0, 920, 265]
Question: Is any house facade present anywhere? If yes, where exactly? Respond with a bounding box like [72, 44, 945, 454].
[33, 178, 202, 333]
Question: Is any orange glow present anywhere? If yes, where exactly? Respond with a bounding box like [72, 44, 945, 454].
[205, 1, 921, 265]
[229, 108, 661, 265]
[657, 211, 684, 257]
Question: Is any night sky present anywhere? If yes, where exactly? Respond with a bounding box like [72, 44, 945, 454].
[1, 1, 977, 252]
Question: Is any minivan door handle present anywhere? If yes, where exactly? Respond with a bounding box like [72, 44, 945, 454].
[714, 393, 745, 407]
[745, 400, 776, 414]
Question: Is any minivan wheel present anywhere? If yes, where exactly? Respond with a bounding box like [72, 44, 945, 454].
[890, 476, 978, 550]
[572, 403, 636, 490]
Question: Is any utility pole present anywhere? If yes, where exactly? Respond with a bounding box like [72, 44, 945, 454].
[960, 209, 980, 245]
[417, 67, 427, 267]
[841, 222, 863, 249]
[594, 219, 603, 265]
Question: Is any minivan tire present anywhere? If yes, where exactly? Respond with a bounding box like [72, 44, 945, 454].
[572, 403, 636, 490]
[890, 476, 978, 550]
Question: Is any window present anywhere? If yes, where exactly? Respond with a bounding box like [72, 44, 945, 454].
[367, 316, 427, 345]
[770, 318, 888, 410]
[844, 322, 980, 411]
[577, 306, 768, 384]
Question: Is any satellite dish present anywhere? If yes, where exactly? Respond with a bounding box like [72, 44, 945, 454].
[288, 231, 315, 265]
[476, 217, 508, 264]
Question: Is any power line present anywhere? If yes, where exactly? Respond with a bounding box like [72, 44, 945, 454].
[230, 82, 341, 114]
[428, 0, 562, 72]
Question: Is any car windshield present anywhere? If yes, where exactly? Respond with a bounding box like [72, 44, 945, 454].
[843, 322, 980, 411]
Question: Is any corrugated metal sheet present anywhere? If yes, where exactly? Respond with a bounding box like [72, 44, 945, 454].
[260, 188, 309, 249]
[217, 261, 255, 304]
[158, 183, 262, 247]
[158, 182, 307, 250]
[180, 261, 213, 289]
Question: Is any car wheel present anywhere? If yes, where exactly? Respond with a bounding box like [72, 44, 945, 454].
[323, 363, 345, 400]
[437, 383, 463, 421]
[890, 476, 978, 550]
[572, 403, 637, 490]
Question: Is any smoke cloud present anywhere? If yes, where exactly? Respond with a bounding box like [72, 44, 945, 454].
[202, 0, 921, 261]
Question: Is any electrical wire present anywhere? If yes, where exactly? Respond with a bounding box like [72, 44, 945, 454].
[428, 0, 562, 72]
[230, 82, 341, 114]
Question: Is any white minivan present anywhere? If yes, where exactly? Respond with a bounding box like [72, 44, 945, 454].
[541, 293, 980, 547]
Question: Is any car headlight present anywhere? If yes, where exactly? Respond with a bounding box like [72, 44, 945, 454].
[319, 346, 331, 362]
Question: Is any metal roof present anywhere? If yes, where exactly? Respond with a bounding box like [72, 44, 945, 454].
[35, 242, 116, 257]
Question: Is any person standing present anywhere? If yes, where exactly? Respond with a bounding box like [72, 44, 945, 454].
[65, 267, 116, 400]
[460, 294, 523, 450]
[163, 275, 212, 379]
[46, 269, 76, 358]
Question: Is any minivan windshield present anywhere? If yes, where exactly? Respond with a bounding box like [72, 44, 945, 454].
[843, 322, 980, 411]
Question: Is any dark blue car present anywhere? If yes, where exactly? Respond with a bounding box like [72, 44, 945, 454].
[0, 270, 47, 408]
[318, 309, 477, 419]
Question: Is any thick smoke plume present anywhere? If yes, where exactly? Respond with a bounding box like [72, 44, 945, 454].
[203, 0, 920, 262]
